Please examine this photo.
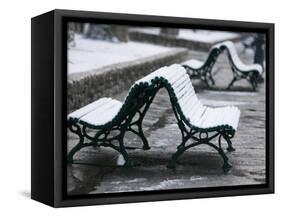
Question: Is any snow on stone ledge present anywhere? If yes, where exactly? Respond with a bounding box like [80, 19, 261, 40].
[130, 28, 240, 44]
[68, 35, 175, 74]
[178, 30, 240, 43]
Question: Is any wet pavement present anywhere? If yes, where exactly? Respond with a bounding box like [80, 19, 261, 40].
[67, 43, 266, 195]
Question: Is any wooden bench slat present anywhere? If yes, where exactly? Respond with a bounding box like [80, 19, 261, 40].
[68, 97, 112, 120]
[79, 99, 122, 126]
[182, 59, 204, 69]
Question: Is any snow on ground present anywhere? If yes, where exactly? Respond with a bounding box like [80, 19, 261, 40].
[130, 27, 160, 35]
[68, 34, 173, 74]
[130, 27, 240, 43]
[178, 30, 240, 43]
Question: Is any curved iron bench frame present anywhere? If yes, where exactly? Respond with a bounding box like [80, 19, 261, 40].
[68, 82, 163, 167]
[182, 47, 222, 87]
[221, 43, 262, 91]
[152, 76, 236, 173]
[68, 69, 238, 172]
[182, 41, 263, 91]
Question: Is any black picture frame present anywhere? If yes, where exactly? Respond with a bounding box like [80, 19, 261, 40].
[31, 9, 274, 207]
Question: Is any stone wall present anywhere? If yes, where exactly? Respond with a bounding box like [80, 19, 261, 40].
[67, 48, 188, 112]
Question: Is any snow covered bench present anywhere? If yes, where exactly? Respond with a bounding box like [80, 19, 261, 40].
[181, 45, 222, 87]
[68, 64, 240, 172]
[149, 65, 240, 172]
[67, 78, 160, 167]
[216, 41, 263, 90]
[182, 40, 263, 90]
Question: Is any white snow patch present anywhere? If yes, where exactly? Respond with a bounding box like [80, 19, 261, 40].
[116, 154, 125, 166]
[130, 28, 240, 43]
[130, 27, 160, 35]
[178, 30, 240, 43]
[68, 34, 173, 74]
[190, 175, 206, 181]
[139, 179, 184, 191]
[127, 178, 147, 183]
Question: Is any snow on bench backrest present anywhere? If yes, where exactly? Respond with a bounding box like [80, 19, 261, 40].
[136, 65, 205, 127]
[213, 41, 263, 74]
[140, 65, 239, 131]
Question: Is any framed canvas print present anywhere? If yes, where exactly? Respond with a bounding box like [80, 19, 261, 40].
[31, 9, 274, 207]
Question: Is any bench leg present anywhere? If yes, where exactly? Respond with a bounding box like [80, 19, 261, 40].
[209, 74, 215, 85]
[217, 146, 233, 173]
[167, 135, 233, 173]
[249, 78, 257, 91]
[223, 134, 236, 152]
[167, 140, 201, 169]
[128, 116, 150, 150]
[138, 125, 150, 150]
[227, 77, 237, 90]
[117, 138, 134, 167]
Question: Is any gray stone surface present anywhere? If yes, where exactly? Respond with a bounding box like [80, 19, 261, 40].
[67, 44, 265, 195]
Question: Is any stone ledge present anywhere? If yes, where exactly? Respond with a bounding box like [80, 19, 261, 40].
[68, 48, 188, 112]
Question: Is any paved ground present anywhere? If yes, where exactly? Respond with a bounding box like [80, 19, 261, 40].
[67, 43, 266, 195]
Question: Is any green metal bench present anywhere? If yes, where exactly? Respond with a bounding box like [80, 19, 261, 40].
[181, 46, 222, 87]
[217, 41, 263, 90]
[158, 65, 240, 172]
[182, 41, 263, 90]
[67, 74, 162, 167]
[68, 64, 240, 172]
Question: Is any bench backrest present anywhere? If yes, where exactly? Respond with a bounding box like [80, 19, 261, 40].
[136, 64, 237, 134]
[135, 65, 205, 128]
[213, 41, 263, 75]
[201, 45, 223, 69]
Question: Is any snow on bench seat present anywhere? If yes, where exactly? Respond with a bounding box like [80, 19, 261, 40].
[193, 106, 240, 130]
[181, 59, 204, 69]
[68, 97, 122, 126]
[161, 65, 240, 131]
[214, 41, 263, 74]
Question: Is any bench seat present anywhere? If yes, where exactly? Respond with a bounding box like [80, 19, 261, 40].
[181, 59, 204, 69]
[68, 98, 122, 126]
[186, 106, 240, 130]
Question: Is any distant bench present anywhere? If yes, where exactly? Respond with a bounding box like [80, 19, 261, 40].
[68, 64, 240, 172]
[182, 41, 263, 90]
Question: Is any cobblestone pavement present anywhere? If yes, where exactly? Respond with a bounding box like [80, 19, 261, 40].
[67, 43, 266, 195]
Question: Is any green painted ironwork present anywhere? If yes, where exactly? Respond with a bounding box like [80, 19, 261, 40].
[68, 71, 237, 172]
[182, 42, 262, 91]
[225, 50, 260, 91]
[182, 48, 222, 87]
[153, 76, 236, 173]
[68, 83, 161, 167]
